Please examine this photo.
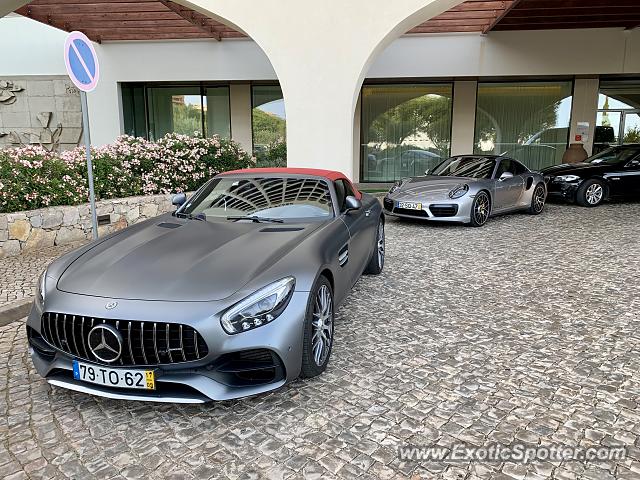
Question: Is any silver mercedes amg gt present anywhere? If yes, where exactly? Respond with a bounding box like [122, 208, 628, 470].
[383, 155, 547, 226]
[27, 168, 385, 403]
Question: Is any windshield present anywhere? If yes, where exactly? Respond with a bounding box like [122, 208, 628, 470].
[587, 146, 640, 165]
[181, 177, 334, 221]
[431, 156, 497, 179]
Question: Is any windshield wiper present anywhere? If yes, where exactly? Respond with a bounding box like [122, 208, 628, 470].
[226, 215, 284, 223]
[175, 212, 205, 221]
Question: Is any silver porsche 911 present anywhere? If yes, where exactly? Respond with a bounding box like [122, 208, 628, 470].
[383, 155, 547, 227]
[27, 168, 385, 403]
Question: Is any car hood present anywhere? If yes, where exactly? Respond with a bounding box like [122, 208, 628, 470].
[541, 162, 604, 176]
[394, 176, 476, 198]
[57, 214, 323, 302]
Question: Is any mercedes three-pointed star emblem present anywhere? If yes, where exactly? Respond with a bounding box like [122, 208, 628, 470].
[87, 324, 123, 363]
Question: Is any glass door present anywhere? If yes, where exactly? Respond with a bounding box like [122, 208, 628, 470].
[622, 110, 640, 144]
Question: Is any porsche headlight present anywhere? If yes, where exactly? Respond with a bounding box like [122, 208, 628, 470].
[554, 175, 580, 183]
[36, 270, 47, 308]
[388, 181, 402, 195]
[448, 184, 469, 199]
[220, 277, 295, 334]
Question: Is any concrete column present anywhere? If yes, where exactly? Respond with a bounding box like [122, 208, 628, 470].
[229, 83, 253, 154]
[450, 80, 477, 156]
[569, 78, 599, 156]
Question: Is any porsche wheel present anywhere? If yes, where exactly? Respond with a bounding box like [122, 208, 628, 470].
[300, 276, 334, 378]
[576, 179, 605, 207]
[364, 219, 385, 275]
[469, 191, 490, 227]
[528, 183, 546, 215]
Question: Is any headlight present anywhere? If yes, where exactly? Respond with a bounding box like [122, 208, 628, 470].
[36, 270, 47, 307]
[388, 181, 402, 195]
[554, 175, 580, 183]
[448, 184, 469, 199]
[220, 277, 295, 334]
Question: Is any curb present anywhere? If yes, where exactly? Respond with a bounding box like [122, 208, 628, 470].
[0, 298, 33, 327]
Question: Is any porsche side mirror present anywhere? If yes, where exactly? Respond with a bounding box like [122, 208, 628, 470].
[499, 172, 514, 182]
[344, 195, 362, 213]
[172, 192, 187, 207]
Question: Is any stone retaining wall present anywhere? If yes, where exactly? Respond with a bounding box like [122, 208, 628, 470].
[0, 193, 178, 258]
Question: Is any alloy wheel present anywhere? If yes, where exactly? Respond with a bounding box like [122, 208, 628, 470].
[585, 183, 603, 205]
[377, 222, 385, 269]
[473, 193, 490, 225]
[311, 285, 333, 367]
[533, 185, 545, 212]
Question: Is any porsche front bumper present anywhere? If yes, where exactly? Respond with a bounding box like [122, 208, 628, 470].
[26, 289, 309, 402]
[383, 195, 474, 223]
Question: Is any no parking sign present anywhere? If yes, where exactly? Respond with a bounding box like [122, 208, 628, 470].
[64, 31, 99, 239]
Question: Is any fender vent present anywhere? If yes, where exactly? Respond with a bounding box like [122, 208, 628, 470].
[157, 222, 182, 229]
[338, 244, 349, 267]
[260, 227, 304, 232]
[525, 177, 534, 190]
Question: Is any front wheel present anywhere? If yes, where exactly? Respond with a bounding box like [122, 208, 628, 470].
[528, 183, 546, 215]
[364, 219, 385, 275]
[469, 191, 491, 227]
[576, 179, 605, 207]
[300, 276, 334, 378]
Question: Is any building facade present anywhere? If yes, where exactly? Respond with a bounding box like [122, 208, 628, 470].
[1, 7, 639, 183]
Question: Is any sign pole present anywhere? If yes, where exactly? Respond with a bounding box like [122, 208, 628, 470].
[80, 91, 98, 240]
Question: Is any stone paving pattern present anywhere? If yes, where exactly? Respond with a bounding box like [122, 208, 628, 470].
[0, 242, 83, 308]
[1, 202, 640, 479]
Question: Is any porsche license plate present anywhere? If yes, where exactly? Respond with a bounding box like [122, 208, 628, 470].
[396, 201, 422, 210]
[72, 360, 155, 390]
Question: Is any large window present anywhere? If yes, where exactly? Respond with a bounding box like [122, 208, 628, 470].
[474, 81, 573, 171]
[596, 80, 640, 151]
[122, 83, 230, 140]
[361, 84, 453, 183]
[252, 85, 286, 167]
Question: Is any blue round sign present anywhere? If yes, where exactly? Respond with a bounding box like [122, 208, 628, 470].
[64, 31, 100, 92]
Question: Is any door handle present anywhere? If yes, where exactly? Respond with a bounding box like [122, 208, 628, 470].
[365, 209, 371, 217]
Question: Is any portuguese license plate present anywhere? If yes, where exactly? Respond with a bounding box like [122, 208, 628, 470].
[72, 360, 155, 390]
[397, 201, 422, 210]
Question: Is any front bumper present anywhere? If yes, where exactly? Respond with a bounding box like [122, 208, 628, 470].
[27, 289, 309, 402]
[544, 179, 580, 201]
[383, 195, 473, 223]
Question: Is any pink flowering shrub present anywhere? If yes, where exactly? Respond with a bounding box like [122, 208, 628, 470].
[0, 133, 251, 213]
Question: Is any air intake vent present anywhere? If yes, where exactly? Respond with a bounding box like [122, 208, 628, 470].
[260, 227, 304, 232]
[157, 222, 182, 229]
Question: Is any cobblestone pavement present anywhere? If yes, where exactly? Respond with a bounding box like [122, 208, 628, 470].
[0, 243, 85, 308]
[1, 202, 640, 479]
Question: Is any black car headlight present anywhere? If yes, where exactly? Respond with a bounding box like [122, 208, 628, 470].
[554, 175, 580, 183]
[221, 277, 295, 334]
[448, 184, 469, 199]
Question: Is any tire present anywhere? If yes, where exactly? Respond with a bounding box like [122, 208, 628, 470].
[300, 276, 334, 378]
[576, 179, 605, 207]
[469, 191, 491, 227]
[528, 183, 546, 215]
[364, 219, 385, 275]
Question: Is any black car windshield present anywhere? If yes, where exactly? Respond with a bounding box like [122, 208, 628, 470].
[431, 156, 497, 179]
[587, 146, 640, 165]
[181, 177, 334, 221]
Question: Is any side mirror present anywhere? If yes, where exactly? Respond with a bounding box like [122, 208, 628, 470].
[172, 192, 187, 207]
[344, 195, 362, 213]
[499, 172, 514, 182]
[424, 169, 430, 175]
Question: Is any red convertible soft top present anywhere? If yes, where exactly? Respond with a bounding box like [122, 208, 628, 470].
[219, 167, 362, 199]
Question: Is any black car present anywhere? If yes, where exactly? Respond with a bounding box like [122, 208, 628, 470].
[541, 145, 640, 207]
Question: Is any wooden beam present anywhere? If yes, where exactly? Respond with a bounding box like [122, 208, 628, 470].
[158, 0, 221, 40]
[16, 5, 102, 42]
[483, 0, 521, 33]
